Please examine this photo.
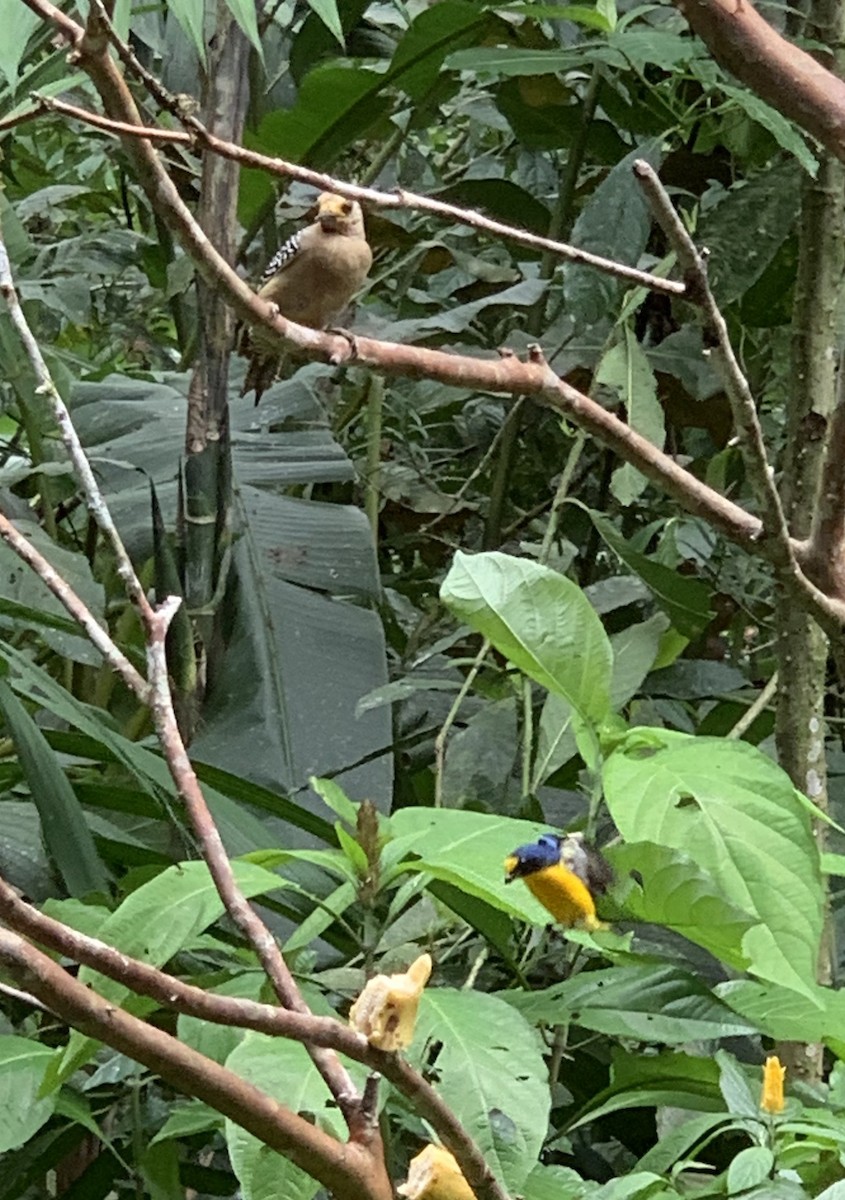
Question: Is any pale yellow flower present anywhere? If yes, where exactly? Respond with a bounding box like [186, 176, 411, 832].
[760, 1055, 786, 1114]
[397, 1144, 476, 1200]
[349, 953, 432, 1051]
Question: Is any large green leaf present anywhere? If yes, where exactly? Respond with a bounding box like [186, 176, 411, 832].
[410, 989, 549, 1192]
[0, 519, 105, 664]
[71, 371, 392, 813]
[0, 642, 306, 856]
[696, 158, 803, 306]
[609, 841, 754, 970]
[715, 978, 845, 1045]
[225, 1033, 354, 1200]
[583, 509, 712, 637]
[563, 140, 663, 327]
[440, 551, 613, 726]
[0, 679, 109, 897]
[568, 1049, 723, 1132]
[603, 730, 824, 997]
[597, 334, 665, 507]
[0, 1039, 55, 1152]
[507, 964, 759, 1043]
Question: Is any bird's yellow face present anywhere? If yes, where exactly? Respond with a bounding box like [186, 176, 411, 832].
[316, 192, 362, 234]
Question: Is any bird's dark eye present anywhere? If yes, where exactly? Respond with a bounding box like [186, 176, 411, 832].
[341, 200, 353, 215]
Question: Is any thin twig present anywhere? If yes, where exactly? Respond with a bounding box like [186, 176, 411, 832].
[0, 231, 150, 613]
[727, 673, 779, 740]
[0, 509, 149, 699]
[434, 637, 491, 807]
[31, 88, 684, 298]
[632, 160, 793, 560]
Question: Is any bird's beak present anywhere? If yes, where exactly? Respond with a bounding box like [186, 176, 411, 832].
[504, 855, 519, 883]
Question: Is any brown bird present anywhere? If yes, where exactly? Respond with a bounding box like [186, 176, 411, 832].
[240, 192, 373, 403]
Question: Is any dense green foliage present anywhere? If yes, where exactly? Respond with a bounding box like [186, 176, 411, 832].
[0, 0, 843, 1198]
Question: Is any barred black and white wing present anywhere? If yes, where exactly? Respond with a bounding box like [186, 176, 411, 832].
[260, 231, 302, 284]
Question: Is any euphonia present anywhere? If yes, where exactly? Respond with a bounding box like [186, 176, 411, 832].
[504, 832, 612, 931]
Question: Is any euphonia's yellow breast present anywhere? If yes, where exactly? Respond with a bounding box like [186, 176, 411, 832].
[523, 863, 600, 930]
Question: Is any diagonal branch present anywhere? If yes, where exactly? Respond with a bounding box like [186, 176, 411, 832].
[0, 928, 392, 1200]
[632, 160, 845, 630]
[632, 160, 792, 558]
[673, 0, 845, 167]
[0, 507, 148, 699]
[0, 871, 508, 1200]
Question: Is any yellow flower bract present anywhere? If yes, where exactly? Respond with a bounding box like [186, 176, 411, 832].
[760, 1055, 786, 1114]
[397, 1144, 476, 1200]
[349, 953, 432, 1051]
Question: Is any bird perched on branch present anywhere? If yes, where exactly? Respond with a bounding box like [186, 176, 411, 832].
[240, 192, 373, 403]
[504, 832, 612, 931]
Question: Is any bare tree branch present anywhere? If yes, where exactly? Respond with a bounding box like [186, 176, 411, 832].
[0, 507, 148, 699]
[632, 160, 792, 556]
[29, 83, 684, 298]
[0, 928, 393, 1200]
[0, 873, 509, 1200]
[673, 0, 845, 166]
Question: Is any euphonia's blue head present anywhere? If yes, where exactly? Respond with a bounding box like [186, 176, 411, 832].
[504, 833, 563, 881]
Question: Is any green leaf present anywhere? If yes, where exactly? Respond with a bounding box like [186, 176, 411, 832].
[727, 1146, 773, 1194]
[603, 730, 824, 998]
[441, 550, 613, 726]
[507, 964, 758, 1043]
[446, 46, 585, 76]
[0, 518, 106, 663]
[609, 841, 754, 970]
[597, 333, 665, 506]
[149, 1100, 223, 1146]
[563, 140, 662, 327]
[303, 0, 343, 43]
[225, 1033, 354, 1200]
[696, 159, 804, 305]
[0, 1039, 55, 1152]
[310, 776, 358, 826]
[533, 692, 577, 788]
[493, 4, 614, 31]
[166, 0, 206, 65]
[520, 1163, 596, 1200]
[635, 1112, 731, 1174]
[817, 1183, 845, 1200]
[569, 1049, 723, 1131]
[582, 510, 712, 637]
[715, 978, 845, 1044]
[410, 989, 549, 1191]
[390, 0, 487, 99]
[716, 1049, 759, 1119]
[0, 4, 40, 93]
[283, 880, 356, 952]
[0, 680, 109, 897]
[178, 973, 265, 1064]
[719, 86, 818, 177]
[610, 613, 668, 709]
[223, 0, 264, 55]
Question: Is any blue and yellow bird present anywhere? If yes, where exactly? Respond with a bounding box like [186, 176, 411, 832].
[504, 832, 612, 931]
